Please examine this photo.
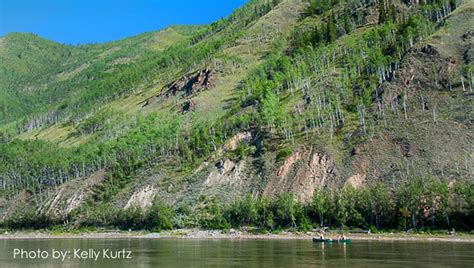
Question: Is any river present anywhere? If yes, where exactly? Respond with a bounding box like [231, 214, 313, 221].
[1, 238, 473, 267]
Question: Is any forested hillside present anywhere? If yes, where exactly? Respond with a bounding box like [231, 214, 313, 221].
[0, 0, 472, 232]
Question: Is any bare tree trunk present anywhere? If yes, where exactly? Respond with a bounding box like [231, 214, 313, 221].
[403, 94, 408, 120]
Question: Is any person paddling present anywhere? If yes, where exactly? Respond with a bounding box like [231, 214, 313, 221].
[338, 234, 347, 241]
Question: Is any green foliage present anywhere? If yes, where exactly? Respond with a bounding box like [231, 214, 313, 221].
[76, 198, 175, 231]
[309, 189, 329, 226]
[227, 195, 260, 227]
[0, 112, 183, 194]
[75, 109, 127, 136]
[260, 89, 285, 131]
[272, 193, 299, 228]
[2, 179, 472, 231]
[146, 198, 175, 230]
[196, 197, 230, 230]
[325, 13, 337, 43]
[2, 209, 55, 229]
[226, 179, 472, 231]
[276, 147, 292, 162]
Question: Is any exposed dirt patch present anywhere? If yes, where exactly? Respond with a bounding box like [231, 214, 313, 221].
[264, 147, 336, 203]
[191, 131, 253, 183]
[224, 131, 252, 151]
[124, 185, 156, 210]
[202, 159, 250, 199]
[381, 46, 453, 110]
[66, 170, 106, 214]
[186, 155, 260, 203]
[195, 131, 253, 171]
[39, 170, 106, 219]
[345, 173, 367, 189]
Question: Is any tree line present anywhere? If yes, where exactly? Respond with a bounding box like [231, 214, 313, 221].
[2, 178, 472, 231]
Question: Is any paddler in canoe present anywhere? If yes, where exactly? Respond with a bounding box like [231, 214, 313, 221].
[337, 234, 351, 243]
[313, 232, 333, 242]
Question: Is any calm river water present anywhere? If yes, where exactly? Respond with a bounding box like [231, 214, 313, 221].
[1, 238, 473, 267]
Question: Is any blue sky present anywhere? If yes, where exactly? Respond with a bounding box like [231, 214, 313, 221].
[0, 0, 247, 44]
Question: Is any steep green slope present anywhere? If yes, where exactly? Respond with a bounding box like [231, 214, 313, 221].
[0, 25, 200, 129]
[0, 0, 472, 231]
[0, 33, 76, 123]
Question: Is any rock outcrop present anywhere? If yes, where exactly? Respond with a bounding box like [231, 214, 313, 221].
[263, 147, 336, 203]
[200, 159, 253, 203]
[166, 68, 214, 97]
[124, 185, 156, 210]
[39, 170, 106, 219]
[182, 100, 196, 113]
[143, 68, 214, 108]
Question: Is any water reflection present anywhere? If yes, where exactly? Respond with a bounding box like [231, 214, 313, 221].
[0, 238, 473, 268]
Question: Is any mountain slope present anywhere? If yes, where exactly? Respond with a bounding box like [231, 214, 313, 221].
[0, 26, 200, 128]
[0, 0, 472, 231]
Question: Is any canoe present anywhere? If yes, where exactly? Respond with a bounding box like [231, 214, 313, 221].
[312, 238, 333, 243]
[312, 238, 352, 243]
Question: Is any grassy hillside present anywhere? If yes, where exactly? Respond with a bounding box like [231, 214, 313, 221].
[0, 26, 203, 128]
[0, 0, 472, 232]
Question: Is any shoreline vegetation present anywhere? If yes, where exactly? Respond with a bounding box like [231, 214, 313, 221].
[2, 180, 472, 234]
[1, 229, 473, 243]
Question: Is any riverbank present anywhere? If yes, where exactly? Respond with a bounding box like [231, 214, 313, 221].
[1, 229, 473, 242]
